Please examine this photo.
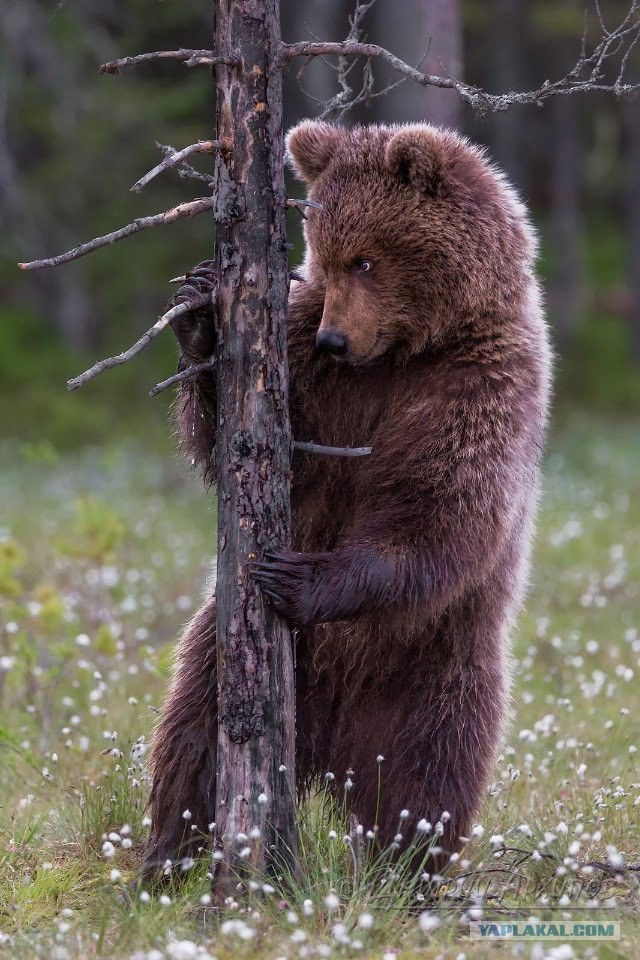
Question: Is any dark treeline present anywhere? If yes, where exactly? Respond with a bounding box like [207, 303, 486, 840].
[1, 0, 638, 448]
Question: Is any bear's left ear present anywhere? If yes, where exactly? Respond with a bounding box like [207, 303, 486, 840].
[286, 120, 346, 186]
[384, 127, 449, 197]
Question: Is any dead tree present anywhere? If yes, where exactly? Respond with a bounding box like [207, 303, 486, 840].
[18, 0, 640, 893]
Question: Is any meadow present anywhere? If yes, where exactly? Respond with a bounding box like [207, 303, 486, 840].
[0, 414, 638, 959]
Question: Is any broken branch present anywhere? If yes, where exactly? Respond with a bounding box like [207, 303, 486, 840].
[67, 294, 211, 391]
[286, 198, 323, 219]
[100, 49, 231, 74]
[149, 359, 215, 397]
[293, 441, 372, 457]
[131, 140, 228, 193]
[18, 198, 214, 271]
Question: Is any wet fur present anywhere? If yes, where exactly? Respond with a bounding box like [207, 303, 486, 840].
[144, 123, 551, 874]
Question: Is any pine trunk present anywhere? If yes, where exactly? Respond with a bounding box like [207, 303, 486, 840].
[212, 0, 297, 897]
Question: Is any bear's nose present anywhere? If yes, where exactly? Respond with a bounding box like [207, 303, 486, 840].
[316, 328, 349, 356]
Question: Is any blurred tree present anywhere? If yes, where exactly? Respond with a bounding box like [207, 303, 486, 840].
[625, 98, 640, 362]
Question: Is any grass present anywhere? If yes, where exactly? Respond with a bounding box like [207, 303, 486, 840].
[0, 416, 639, 959]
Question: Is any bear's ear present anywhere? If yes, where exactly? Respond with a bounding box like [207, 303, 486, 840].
[286, 120, 345, 185]
[384, 127, 448, 197]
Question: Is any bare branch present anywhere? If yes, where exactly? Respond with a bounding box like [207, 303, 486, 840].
[293, 441, 372, 457]
[286, 198, 323, 219]
[283, 0, 640, 116]
[149, 359, 215, 397]
[100, 49, 232, 75]
[67, 295, 211, 392]
[18, 198, 214, 271]
[131, 140, 228, 193]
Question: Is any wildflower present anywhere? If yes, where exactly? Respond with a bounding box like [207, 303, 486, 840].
[419, 911, 440, 932]
[416, 819, 431, 833]
[109, 869, 122, 883]
[324, 893, 340, 911]
[182, 809, 192, 820]
[358, 912, 374, 929]
[302, 900, 313, 916]
[399, 809, 409, 819]
[101, 841, 116, 859]
[257, 793, 268, 805]
[166, 942, 199, 960]
[159, 894, 171, 906]
[376, 755, 385, 763]
[139, 891, 150, 903]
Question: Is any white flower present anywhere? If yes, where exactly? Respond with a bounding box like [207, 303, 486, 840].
[101, 841, 116, 859]
[302, 899, 314, 916]
[166, 941, 199, 960]
[324, 893, 340, 911]
[139, 891, 150, 903]
[416, 819, 431, 833]
[109, 869, 122, 883]
[399, 809, 409, 819]
[257, 793, 268, 805]
[419, 911, 440, 932]
[489, 834, 505, 846]
[159, 894, 171, 906]
[357, 912, 374, 929]
[182, 809, 192, 820]
[376, 755, 385, 763]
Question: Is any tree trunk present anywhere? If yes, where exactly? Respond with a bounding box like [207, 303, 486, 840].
[212, 0, 297, 897]
[549, 89, 583, 350]
[626, 99, 640, 363]
[421, 0, 464, 130]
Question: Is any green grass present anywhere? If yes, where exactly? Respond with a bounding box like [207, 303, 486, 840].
[0, 417, 639, 958]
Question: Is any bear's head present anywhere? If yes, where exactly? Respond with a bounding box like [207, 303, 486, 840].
[286, 121, 538, 365]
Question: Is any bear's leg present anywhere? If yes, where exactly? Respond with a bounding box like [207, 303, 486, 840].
[341, 662, 505, 870]
[143, 596, 217, 877]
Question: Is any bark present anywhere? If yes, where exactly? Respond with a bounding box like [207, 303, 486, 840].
[211, 0, 297, 896]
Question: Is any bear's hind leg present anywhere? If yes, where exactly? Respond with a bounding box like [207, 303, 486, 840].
[143, 597, 217, 877]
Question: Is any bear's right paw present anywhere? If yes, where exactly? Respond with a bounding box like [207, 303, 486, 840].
[169, 261, 218, 365]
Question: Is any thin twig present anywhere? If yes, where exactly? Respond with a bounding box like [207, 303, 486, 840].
[293, 441, 372, 457]
[18, 198, 214, 271]
[149, 359, 215, 397]
[131, 140, 228, 193]
[286, 198, 323, 219]
[100, 50, 232, 75]
[282, 0, 640, 116]
[67, 295, 211, 391]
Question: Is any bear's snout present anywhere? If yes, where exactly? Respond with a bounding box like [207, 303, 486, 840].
[316, 327, 349, 357]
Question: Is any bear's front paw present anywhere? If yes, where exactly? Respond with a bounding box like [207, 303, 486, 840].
[252, 550, 328, 625]
[169, 261, 218, 365]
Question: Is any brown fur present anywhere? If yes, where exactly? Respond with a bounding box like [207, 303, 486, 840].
[144, 122, 552, 875]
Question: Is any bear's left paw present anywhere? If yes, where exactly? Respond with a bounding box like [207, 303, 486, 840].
[252, 550, 328, 625]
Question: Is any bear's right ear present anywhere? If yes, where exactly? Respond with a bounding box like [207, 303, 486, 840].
[384, 126, 448, 197]
[286, 121, 345, 185]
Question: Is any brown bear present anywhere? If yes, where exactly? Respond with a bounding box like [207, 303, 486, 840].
[143, 121, 552, 875]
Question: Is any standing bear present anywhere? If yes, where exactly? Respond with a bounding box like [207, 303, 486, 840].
[143, 121, 552, 874]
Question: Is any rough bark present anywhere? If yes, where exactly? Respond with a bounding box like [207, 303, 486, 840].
[211, 0, 297, 896]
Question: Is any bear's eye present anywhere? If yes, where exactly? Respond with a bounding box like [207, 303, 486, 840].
[354, 258, 374, 274]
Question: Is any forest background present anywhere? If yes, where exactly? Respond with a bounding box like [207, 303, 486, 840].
[2, 0, 639, 453]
